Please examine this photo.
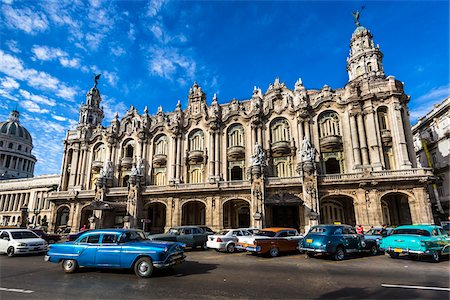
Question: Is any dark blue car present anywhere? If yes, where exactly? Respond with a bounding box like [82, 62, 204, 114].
[45, 229, 185, 278]
[299, 225, 378, 261]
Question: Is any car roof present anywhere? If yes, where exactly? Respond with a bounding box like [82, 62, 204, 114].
[170, 226, 201, 229]
[77, 229, 143, 235]
[261, 227, 297, 232]
[1, 228, 34, 232]
[393, 225, 441, 230]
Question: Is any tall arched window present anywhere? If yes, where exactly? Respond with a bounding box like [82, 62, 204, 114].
[189, 130, 204, 151]
[154, 135, 168, 155]
[377, 107, 389, 130]
[319, 111, 341, 138]
[270, 118, 290, 143]
[94, 143, 105, 161]
[228, 124, 244, 147]
[122, 140, 135, 158]
[367, 62, 373, 72]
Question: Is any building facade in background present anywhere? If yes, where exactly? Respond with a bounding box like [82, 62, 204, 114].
[412, 97, 449, 224]
[48, 22, 434, 234]
[0, 110, 36, 180]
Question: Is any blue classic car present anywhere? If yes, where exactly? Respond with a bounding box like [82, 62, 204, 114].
[45, 229, 185, 277]
[299, 225, 378, 261]
[379, 224, 450, 262]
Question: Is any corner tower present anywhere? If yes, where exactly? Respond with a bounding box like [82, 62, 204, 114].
[346, 13, 385, 82]
[78, 74, 104, 128]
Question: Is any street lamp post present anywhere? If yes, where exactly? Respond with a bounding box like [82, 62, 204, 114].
[34, 208, 41, 227]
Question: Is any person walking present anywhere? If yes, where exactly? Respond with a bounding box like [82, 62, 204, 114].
[356, 224, 364, 234]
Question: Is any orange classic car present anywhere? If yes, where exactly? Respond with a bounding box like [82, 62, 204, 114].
[236, 227, 304, 257]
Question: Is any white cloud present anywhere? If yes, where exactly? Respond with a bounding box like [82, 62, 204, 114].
[19, 89, 56, 106]
[111, 46, 126, 57]
[20, 100, 49, 114]
[147, 0, 165, 17]
[0, 50, 78, 101]
[5, 40, 21, 53]
[102, 95, 127, 120]
[31, 45, 81, 69]
[102, 71, 119, 87]
[148, 46, 196, 80]
[1, 77, 19, 90]
[2, 5, 49, 35]
[59, 57, 81, 68]
[410, 84, 450, 121]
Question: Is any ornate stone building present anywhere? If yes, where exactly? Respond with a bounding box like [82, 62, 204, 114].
[48, 21, 434, 234]
[412, 96, 449, 224]
[0, 110, 36, 180]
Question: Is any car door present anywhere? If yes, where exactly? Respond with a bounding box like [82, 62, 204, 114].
[178, 228, 192, 247]
[95, 233, 121, 267]
[438, 228, 450, 254]
[286, 230, 301, 251]
[73, 233, 101, 266]
[192, 228, 206, 247]
[0, 231, 10, 253]
[343, 227, 360, 251]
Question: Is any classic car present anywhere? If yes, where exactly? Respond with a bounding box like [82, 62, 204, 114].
[0, 229, 47, 257]
[299, 225, 378, 261]
[148, 226, 208, 249]
[364, 227, 394, 245]
[198, 226, 215, 235]
[67, 229, 92, 242]
[236, 228, 303, 257]
[45, 229, 185, 278]
[31, 229, 61, 244]
[206, 228, 253, 253]
[378, 224, 450, 262]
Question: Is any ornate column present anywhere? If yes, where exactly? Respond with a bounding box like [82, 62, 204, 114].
[364, 105, 382, 170]
[304, 120, 311, 141]
[68, 145, 79, 187]
[297, 119, 304, 144]
[124, 164, 144, 229]
[392, 102, 412, 169]
[357, 113, 370, 167]
[248, 144, 266, 229]
[176, 135, 182, 182]
[209, 131, 215, 180]
[214, 130, 220, 179]
[170, 136, 177, 183]
[349, 112, 362, 168]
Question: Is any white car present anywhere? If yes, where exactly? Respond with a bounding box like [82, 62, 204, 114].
[206, 228, 255, 253]
[0, 229, 48, 257]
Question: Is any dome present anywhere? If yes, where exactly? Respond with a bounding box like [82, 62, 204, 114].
[0, 110, 32, 145]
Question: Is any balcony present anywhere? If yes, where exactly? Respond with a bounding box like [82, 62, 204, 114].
[152, 154, 167, 167]
[91, 160, 103, 172]
[381, 129, 392, 146]
[187, 150, 204, 164]
[271, 141, 291, 157]
[121, 157, 133, 169]
[318, 168, 434, 184]
[319, 135, 343, 152]
[227, 146, 245, 161]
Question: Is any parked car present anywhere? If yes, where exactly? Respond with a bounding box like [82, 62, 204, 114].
[207, 228, 253, 253]
[148, 226, 208, 249]
[236, 227, 303, 257]
[31, 229, 61, 244]
[67, 229, 92, 241]
[198, 226, 215, 235]
[299, 225, 378, 261]
[45, 229, 185, 278]
[0, 229, 47, 257]
[379, 224, 450, 263]
[364, 227, 394, 245]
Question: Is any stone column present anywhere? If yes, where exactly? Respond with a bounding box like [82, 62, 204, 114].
[170, 136, 177, 183]
[357, 113, 370, 166]
[251, 126, 256, 149]
[364, 106, 382, 170]
[214, 130, 220, 178]
[305, 120, 311, 141]
[176, 135, 182, 181]
[297, 119, 304, 144]
[349, 113, 362, 169]
[0, 194, 4, 211]
[69, 146, 79, 187]
[209, 131, 215, 180]
[392, 102, 412, 169]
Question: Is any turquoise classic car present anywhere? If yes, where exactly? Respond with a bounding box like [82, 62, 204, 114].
[379, 225, 450, 263]
[45, 229, 185, 277]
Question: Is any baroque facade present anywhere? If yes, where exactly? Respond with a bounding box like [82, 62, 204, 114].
[412, 97, 449, 224]
[48, 22, 434, 234]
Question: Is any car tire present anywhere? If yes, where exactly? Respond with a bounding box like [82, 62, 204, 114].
[333, 247, 345, 261]
[370, 245, 378, 256]
[6, 247, 15, 257]
[389, 252, 399, 259]
[269, 247, 279, 258]
[62, 259, 78, 273]
[134, 257, 154, 278]
[431, 250, 440, 263]
[226, 243, 235, 253]
[306, 252, 315, 258]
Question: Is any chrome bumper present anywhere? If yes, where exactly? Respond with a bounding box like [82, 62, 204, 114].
[385, 247, 427, 255]
[153, 252, 186, 268]
[299, 247, 326, 253]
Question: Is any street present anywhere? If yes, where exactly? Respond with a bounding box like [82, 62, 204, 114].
[1, 249, 449, 299]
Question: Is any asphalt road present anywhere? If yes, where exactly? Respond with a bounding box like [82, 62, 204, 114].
[0, 249, 449, 299]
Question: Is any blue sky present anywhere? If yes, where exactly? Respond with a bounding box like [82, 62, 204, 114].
[0, 0, 449, 176]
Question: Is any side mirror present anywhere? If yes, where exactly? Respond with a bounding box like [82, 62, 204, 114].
[2, 237, 10, 241]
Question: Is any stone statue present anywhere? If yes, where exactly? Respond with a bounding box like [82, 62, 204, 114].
[94, 74, 101, 88]
[352, 6, 364, 27]
[250, 143, 266, 167]
[300, 138, 316, 162]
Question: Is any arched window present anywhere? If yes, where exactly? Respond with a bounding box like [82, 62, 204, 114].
[154, 135, 168, 155]
[189, 130, 204, 151]
[270, 118, 290, 143]
[228, 124, 244, 147]
[8, 143, 13, 149]
[189, 167, 203, 183]
[377, 107, 389, 130]
[153, 169, 166, 186]
[356, 66, 363, 77]
[319, 111, 341, 138]
[94, 143, 105, 161]
[367, 62, 373, 72]
[122, 140, 135, 158]
[274, 157, 291, 177]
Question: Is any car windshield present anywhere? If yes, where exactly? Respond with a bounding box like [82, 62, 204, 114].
[309, 227, 328, 234]
[11, 231, 39, 239]
[218, 230, 230, 235]
[167, 228, 181, 235]
[256, 230, 276, 237]
[392, 228, 431, 236]
[120, 231, 147, 242]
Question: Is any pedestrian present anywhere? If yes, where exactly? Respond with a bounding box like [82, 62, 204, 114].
[80, 224, 87, 231]
[380, 224, 388, 237]
[356, 224, 364, 234]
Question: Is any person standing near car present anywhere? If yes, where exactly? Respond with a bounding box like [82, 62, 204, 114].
[80, 224, 87, 231]
[380, 224, 388, 237]
[356, 224, 364, 235]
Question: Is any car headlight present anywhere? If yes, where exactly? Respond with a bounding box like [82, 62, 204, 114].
[17, 243, 27, 246]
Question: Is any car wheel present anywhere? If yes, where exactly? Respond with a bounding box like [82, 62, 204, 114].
[134, 257, 154, 278]
[62, 259, 78, 273]
[269, 247, 279, 258]
[370, 245, 378, 256]
[389, 252, 399, 259]
[6, 247, 15, 257]
[306, 252, 315, 258]
[431, 250, 440, 263]
[333, 247, 345, 261]
[226, 243, 235, 253]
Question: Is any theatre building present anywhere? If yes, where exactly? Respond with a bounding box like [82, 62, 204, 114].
[48, 22, 434, 234]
